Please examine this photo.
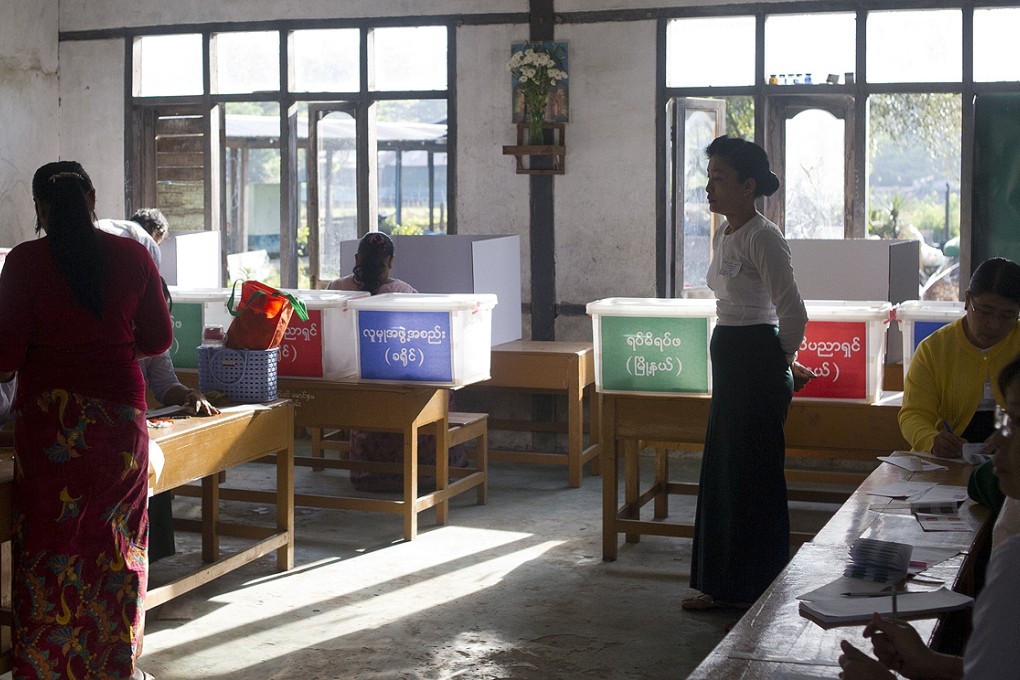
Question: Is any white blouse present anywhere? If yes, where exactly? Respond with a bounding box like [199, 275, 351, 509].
[706, 212, 808, 360]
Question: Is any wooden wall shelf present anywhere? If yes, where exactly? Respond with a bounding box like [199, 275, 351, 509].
[502, 123, 565, 175]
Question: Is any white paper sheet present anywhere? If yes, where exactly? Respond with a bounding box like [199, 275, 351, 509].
[148, 439, 165, 497]
[878, 454, 948, 472]
[908, 485, 969, 504]
[867, 481, 937, 499]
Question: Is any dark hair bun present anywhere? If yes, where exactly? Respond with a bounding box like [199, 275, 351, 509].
[759, 171, 780, 197]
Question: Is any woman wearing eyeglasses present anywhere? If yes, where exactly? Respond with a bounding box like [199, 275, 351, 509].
[899, 258, 1020, 504]
[837, 353, 1020, 680]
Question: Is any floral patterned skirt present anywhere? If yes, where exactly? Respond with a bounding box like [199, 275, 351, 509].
[12, 389, 149, 680]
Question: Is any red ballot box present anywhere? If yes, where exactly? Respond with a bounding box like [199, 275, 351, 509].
[795, 301, 892, 403]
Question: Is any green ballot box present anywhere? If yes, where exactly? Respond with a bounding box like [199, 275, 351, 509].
[587, 297, 716, 395]
[168, 287, 233, 369]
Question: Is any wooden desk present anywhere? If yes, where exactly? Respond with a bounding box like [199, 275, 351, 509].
[273, 376, 484, 540]
[146, 400, 295, 607]
[469, 340, 600, 488]
[686, 461, 992, 679]
[0, 402, 295, 672]
[601, 393, 908, 560]
[178, 372, 487, 540]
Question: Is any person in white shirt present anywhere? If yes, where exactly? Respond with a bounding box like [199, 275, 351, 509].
[97, 216, 162, 271]
[144, 278, 219, 561]
[838, 352, 1020, 679]
[683, 136, 814, 612]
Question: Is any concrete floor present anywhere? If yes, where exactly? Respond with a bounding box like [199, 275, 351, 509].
[109, 443, 835, 680]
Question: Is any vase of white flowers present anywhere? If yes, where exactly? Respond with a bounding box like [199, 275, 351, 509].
[507, 42, 567, 144]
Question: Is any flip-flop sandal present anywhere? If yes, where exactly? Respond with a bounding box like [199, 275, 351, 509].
[681, 593, 720, 611]
[682, 593, 754, 611]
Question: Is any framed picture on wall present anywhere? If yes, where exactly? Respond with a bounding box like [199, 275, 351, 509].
[510, 41, 569, 124]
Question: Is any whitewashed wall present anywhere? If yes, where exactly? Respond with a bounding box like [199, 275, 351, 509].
[0, 0, 60, 247]
[455, 23, 533, 308]
[552, 20, 658, 339]
[58, 40, 125, 222]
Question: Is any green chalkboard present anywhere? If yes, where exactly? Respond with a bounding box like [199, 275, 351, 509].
[170, 303, 203, 369]
[599, 315, 710, 393]
[973, 94, 1020, 265]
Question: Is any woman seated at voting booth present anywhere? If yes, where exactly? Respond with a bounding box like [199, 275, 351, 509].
[327, 231, 467, 491]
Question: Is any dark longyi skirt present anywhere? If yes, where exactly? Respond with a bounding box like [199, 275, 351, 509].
[690, 324, 793, 603]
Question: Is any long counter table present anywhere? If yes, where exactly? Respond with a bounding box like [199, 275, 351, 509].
[602, 393, 908, 560]
[686, 457, 992, 678]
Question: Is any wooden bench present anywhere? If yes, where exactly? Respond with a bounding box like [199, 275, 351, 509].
[307, 410, 488, 505]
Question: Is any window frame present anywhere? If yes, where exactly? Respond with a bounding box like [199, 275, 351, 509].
[656, 3, 1010, 298]
[126, 19, 455, 288]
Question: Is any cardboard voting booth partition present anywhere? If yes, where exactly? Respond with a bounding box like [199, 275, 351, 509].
[587, 297, 717, 396]
[340, 235, 521, 346]
[788, 239, 919, 364]
[795, 301, 893, 403]
[277, 290, 369, 379]
[349, 293, 498, 387]
[894, 301, 965, 374]
[161, 231, 222, 288]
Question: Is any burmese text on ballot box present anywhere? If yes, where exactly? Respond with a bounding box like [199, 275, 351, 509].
[277, 290, 368, 379]
[795, 301, 893, 403]
[587, 297, 716, 395]
[349, 293, 498, 386]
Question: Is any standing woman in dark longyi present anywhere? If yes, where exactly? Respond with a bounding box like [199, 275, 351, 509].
[683, 137, 814, 611]
[0, 161, 171, 679]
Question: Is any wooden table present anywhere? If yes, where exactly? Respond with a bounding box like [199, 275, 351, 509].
[178, 372, 488, 540]
[0, 401, 296, 672]
[146, 400, 295, 608]
[601, 393, 908, 560]
[274, 376, 485, 540]
[468, 340, 600, 488]
[686, 460, 992, 678]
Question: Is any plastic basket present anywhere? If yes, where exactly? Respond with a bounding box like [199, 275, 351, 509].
[198, 347, 279, 403]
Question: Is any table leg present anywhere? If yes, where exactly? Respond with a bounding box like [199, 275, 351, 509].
[277, 444, 295, 571]
[624, 438, 640, 544]
[654, 448, 669, 519]
[602, 397, 618, 561]
[567, 375, 583, 488]
[588, 385, 601, 476]
[202, 474, 220, 563]
[403, 426, 419, 541]
[435, 417, 449, 526]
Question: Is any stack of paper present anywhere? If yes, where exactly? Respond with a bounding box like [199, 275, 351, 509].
[798, 587, 973, 627]
[844, 538, 912, 583]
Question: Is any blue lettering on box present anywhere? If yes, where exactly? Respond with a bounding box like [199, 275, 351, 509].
[358, 310, 453, 382]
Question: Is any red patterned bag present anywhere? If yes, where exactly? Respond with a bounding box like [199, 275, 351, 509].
[225, 280, 308, 350]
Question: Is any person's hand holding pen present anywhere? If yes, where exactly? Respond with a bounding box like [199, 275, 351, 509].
[931, 420, 967, 458]
[838, 613, 963, 680]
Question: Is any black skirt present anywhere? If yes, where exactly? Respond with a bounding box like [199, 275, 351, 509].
[690, 324, 794, 603]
